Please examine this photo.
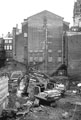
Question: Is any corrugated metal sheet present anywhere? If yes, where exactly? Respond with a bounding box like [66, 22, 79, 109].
[0, 76, 9, 114]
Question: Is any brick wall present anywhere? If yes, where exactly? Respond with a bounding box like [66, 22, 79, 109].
[26, 11, 65, 74]
[15, 11, 69, 74]
[15, 33, 25, 62]
[68, 34, 81, 80]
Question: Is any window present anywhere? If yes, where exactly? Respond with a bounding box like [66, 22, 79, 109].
[48, 57, 52, 62]
[34, 50, 38, 52]
[48, 49, 52, 52]
[39, 57, 43, 62]
[9, 52, 12, 57]
[58, 50, 61, 53]
[10, 45, 12, 50]
[58, 50, 62, 57]
[29, 57, 33, 62]
[29, 50, 33, 52]
[41, 41, 45, 50]
[34, 57, 38, 61]
[58, 57, 62, 62]
[7, 45, 9, 50]
[0, 40, 2, 44]
[6, 52, 9, 57]
[9, 40, 12, 43]
[39, 50, 43, 52]
[5, 40, 8, 43]
[24, 33, 28, 37]
[4, 45, 6, 50]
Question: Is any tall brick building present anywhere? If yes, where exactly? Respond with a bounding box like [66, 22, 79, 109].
[66, 32, 81, 80]
[3, 37, 13, 61]
[13, 10, 69, 74]
[0, 37, 6, 67]
[73, 0, 81, 27]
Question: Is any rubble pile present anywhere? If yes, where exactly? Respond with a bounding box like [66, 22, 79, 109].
[1, 68, 81, 120]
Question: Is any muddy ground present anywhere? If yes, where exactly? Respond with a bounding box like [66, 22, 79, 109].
[1, 65, 81, 120]
[5, 87, 81, 120]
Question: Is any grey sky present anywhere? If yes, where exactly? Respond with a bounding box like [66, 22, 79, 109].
[0, 0, 74, 36]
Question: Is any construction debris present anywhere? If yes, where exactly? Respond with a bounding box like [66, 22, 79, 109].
[62, 111, 69, 119]
[1, 66, 81, 120]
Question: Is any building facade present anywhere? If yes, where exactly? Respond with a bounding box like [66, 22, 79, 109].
[0, 37, 4, 51]
[3, 36, 13, 61]
[73, 0, 81, 27]
[0, 37, 6, 67]
[66, 32, 81, 80]
[13, 10, 69, 74]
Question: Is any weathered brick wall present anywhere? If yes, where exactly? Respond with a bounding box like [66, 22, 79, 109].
[15, 33, 25, 63]
[47, 26, 63, 74]
[27, 12, 64, 74]
[68, 34, 81, 80]
[15, 11, 69, 74]
[63, 22, 69, 31]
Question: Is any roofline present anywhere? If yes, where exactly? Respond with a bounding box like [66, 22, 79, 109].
[63, 21, 70, 25]
[22, 10, 64, 26]
[27, 10, 64, 20]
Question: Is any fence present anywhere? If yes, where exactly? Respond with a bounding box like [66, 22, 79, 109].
[0, 74, 9, 114]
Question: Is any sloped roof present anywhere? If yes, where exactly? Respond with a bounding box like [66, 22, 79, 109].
[22, 10, 64, 26]
[63, 21, 70, 26]
[28, 10, 64, 20]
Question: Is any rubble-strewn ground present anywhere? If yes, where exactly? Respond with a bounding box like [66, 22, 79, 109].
[5, 85, 81, 120]
[1, 64, 81, 120]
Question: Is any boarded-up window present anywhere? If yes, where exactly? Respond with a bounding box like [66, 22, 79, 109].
[58, 50, 61, 53]
[29, 50, 33, 53]
[48, 57, 52, 62]
[39, 50, 43, 52]
[58, 57, 62, 62]
[29, 57, 33, 62]
[48, 49, 52, 52]
[34, 57, 38, 61]
[34, 50, 38, 52]
[39, 57, 43, 62]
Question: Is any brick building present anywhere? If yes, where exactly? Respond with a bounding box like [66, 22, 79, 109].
[73, 0, 81, 27]
[66, 32, 81, 80]
[3, 34, 13, 61]
[0, 37, 6, 67]
[0, 37, 4, 51]
[13, 10, 69, 74]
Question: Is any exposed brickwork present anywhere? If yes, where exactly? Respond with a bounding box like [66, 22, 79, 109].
[15, 10, 69, 74]
[15, 33, 25, 63]
[67, 34, 81, 80]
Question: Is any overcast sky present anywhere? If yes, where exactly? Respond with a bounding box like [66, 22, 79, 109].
[0, 0, 75, 36]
